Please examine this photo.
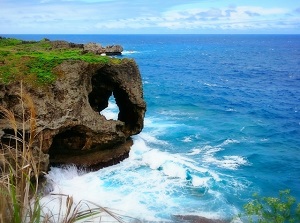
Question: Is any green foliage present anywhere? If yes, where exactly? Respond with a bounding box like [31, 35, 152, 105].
[0, 37, 22, 47]
[0, 50, 10, 57]
[25, 57, 60, 84]
[0, 37, 121, 86]
[239, 190, 300, 223]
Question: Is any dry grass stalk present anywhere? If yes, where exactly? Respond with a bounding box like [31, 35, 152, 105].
[0, 82, 138, 223]
[0, 81, 42, 223]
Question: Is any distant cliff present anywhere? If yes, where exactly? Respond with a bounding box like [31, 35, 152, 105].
[0, 38, 146, 171]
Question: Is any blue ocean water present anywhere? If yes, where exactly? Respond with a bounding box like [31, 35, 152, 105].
[4, 34, 300, 221]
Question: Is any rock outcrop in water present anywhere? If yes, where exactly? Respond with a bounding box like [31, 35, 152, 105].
[0, 58, 146, 170]
[50, 40, 123, 55]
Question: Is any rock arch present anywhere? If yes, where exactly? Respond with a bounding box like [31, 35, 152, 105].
[88, 62, 146, 137]
[0, 59, 146, 170]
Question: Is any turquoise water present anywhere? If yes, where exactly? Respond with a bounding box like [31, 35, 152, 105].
[4, 34, 300, 221]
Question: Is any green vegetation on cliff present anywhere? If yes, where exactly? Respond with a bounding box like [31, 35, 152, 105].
[0, 37, 121, 85]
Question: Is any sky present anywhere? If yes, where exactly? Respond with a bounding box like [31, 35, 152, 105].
[1, 0, 300, 34]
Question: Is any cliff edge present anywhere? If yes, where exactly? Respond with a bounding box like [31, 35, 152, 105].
[0, 38, 146, 171]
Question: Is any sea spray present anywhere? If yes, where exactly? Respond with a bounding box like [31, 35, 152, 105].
[43, 133, 246, 221]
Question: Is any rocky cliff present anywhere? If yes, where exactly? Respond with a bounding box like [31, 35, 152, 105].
[0, 45, 146, 170]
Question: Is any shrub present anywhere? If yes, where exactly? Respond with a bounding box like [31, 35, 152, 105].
[239, 189, 300, 223]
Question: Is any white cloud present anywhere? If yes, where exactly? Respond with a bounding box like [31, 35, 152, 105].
[95, 16, 163, 30]
[94, 5, 295, 31]
[154, 5, 297, 31]
[0, 0, 299, 33]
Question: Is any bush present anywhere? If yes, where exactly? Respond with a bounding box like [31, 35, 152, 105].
[239, 189, 300, 223]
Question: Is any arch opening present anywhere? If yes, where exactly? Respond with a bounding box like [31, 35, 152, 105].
[100, 95, 119, 120]
[87, 70, 141, 134]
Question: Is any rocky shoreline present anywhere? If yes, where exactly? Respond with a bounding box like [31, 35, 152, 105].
[173, 215, 229, 223]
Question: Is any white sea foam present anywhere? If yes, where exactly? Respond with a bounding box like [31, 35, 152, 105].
[182, 136, 193, 142]
[203, 82, 218, 87]
[162, 161, 187, 179]
[142, 149, 171, 170]
[219, 139, 240, 146]
[191, 176, 210, 187]
[42, 135, 242, 221]
[138, 132, 168, 145]
[122, 50, 139, 55]
[188, 148, 202, 155]
[42, 136, 182, 221]
[226, 108, 237, 112]
[100, 97, 119, 120]
[188, 139, 248, 170]
[204, 156, 248, 170]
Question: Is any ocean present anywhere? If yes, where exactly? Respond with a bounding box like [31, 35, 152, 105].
[3, 34, 300, 222]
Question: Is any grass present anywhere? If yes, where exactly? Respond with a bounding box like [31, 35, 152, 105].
[0, 82, 137, 223]
[0, 82, 45, 222]
[0, 37, 119, 86]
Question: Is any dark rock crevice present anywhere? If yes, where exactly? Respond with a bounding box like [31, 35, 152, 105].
[114, 88, 140, 132]
[88, 71, 115, 113]
[49, 126, 89, 155]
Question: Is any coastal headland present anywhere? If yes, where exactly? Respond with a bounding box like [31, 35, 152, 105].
[0, 37, 146, 172]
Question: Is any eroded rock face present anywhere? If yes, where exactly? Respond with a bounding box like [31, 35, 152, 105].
[49, 40, 123, 55]
[0, 59, 146, 170]
[83, 42, 123, 55]
[50, 40, 84, 49]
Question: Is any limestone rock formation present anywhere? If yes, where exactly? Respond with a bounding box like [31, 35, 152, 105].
[104, 45, 123, 55]
[49, 40, 123, 55]
[83, 42, 102, 54]
[0, 59, 146, 170]
[50, 40, 84, 49]
[83, 42, 123, 55]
